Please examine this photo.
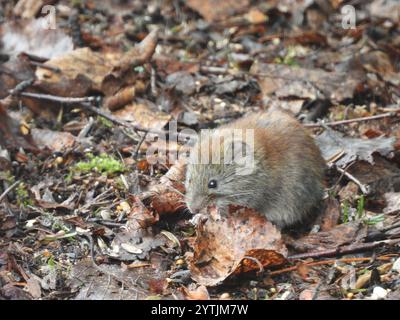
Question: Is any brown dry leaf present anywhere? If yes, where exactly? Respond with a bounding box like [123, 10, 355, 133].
[148, 278, 169, 295]
[189, 205, 287, 286]
[315, 127, 395, 168]
[31, 128, 76, 152]
[35, 30, 157, 98]
[290, 221, 367, 253]
[338, 182, 359, 202]
[111, 28, 158, 76]
[251, 61, 364, 102]
[315, 197, 341, 232]
[0, 102, 38, 152]
[0, 55, 35, 98]
[126, 195, 159, 229]
[296, 263, 312, 280]
[245, 8, 268, 24]
[160, 159, 187, 185]
[140, 160, 186, 215]
[113, 102, 171, 130]
[186, 0, 250, 23]
[182, 285, 210, 300]
[361, 50, 399, 86]
[26, 277, 41, 299]
[0, 283, 32, 300]
[103, 86, 136, 111]
[345, 157, 400, 196]
[151, 191, 185, 215]
[299, 288, 315, 300]
[35, 47, 113, 96]
[153, 55, 199, 76]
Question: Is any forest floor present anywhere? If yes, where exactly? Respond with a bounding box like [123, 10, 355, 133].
[0, 0, 400, 300]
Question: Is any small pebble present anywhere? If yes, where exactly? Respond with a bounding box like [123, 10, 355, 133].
[176, 259, 185, 266]
[392, 257, 400, 273]
[100, 209, 112, 220]
[346, 292, 354, 299]
[220, 293, 230, 300]
[370, 286, 388, 300]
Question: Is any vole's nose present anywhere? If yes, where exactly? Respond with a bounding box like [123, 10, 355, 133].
[186, 200, 202, 215]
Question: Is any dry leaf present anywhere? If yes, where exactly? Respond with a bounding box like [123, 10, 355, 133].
[316, 127, 395, 168]
[113, 102, 171, 130]
[290, 221, 367, 253]
[182, 285, 210, 300]
[31, 128, 76, 152]
[251, 61, 364, 102]
[315, 197, 341, 231]
[151, 191, 185, 215]
[189, 205, 287, 286]
[186, 0, 250, 22]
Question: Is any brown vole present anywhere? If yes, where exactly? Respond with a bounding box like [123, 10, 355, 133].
[184, 109, 326, 229]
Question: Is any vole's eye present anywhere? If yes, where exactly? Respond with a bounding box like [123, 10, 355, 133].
[208, 179, 218, 189]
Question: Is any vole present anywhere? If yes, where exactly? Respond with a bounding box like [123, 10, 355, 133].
[184, 108, 326, 229]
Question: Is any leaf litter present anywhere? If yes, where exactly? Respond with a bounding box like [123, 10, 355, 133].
[0, 0, 399, 300]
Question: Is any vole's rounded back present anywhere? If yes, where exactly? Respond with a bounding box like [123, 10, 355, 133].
[185, 109, 326, 228]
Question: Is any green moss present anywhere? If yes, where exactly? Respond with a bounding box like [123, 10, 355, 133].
[114, 176, 128, 191]
[0, 171, 14, 183]
[16, 182, 33, 208]
[71, 153, 125, 176]
[274, 46, 299, 66]
[97, 116, 113, 128]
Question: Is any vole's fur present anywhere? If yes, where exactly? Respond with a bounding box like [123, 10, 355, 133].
[185, 109, 326, 229]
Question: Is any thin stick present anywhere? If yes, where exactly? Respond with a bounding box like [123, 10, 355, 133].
[0, 180, 20, 203]
[304, 112, 398, 128]
[270, 255, 394, 276]
[29, 61, 61, 73]
[336, 166, 370, 195]
[15, 91, 197, 141]
[287, 238, 400, 261]
[134, 131, 148, 159]
[17, 92, 98, 104]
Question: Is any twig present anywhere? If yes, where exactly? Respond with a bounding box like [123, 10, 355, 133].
[336, 166, 370, 195]
[328, 161, 356, 193]
[134, 131, 148, 159]
[270, 255, 394, 276]
[200, 66, 234, 75]
[16, 91, 98, 104]
[287, 238, 400, 261]
[29, 61, 61, 73]
[0, 180, 20, 203]
[304, 112, 398, 128]
[15, 91, 197, 141]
